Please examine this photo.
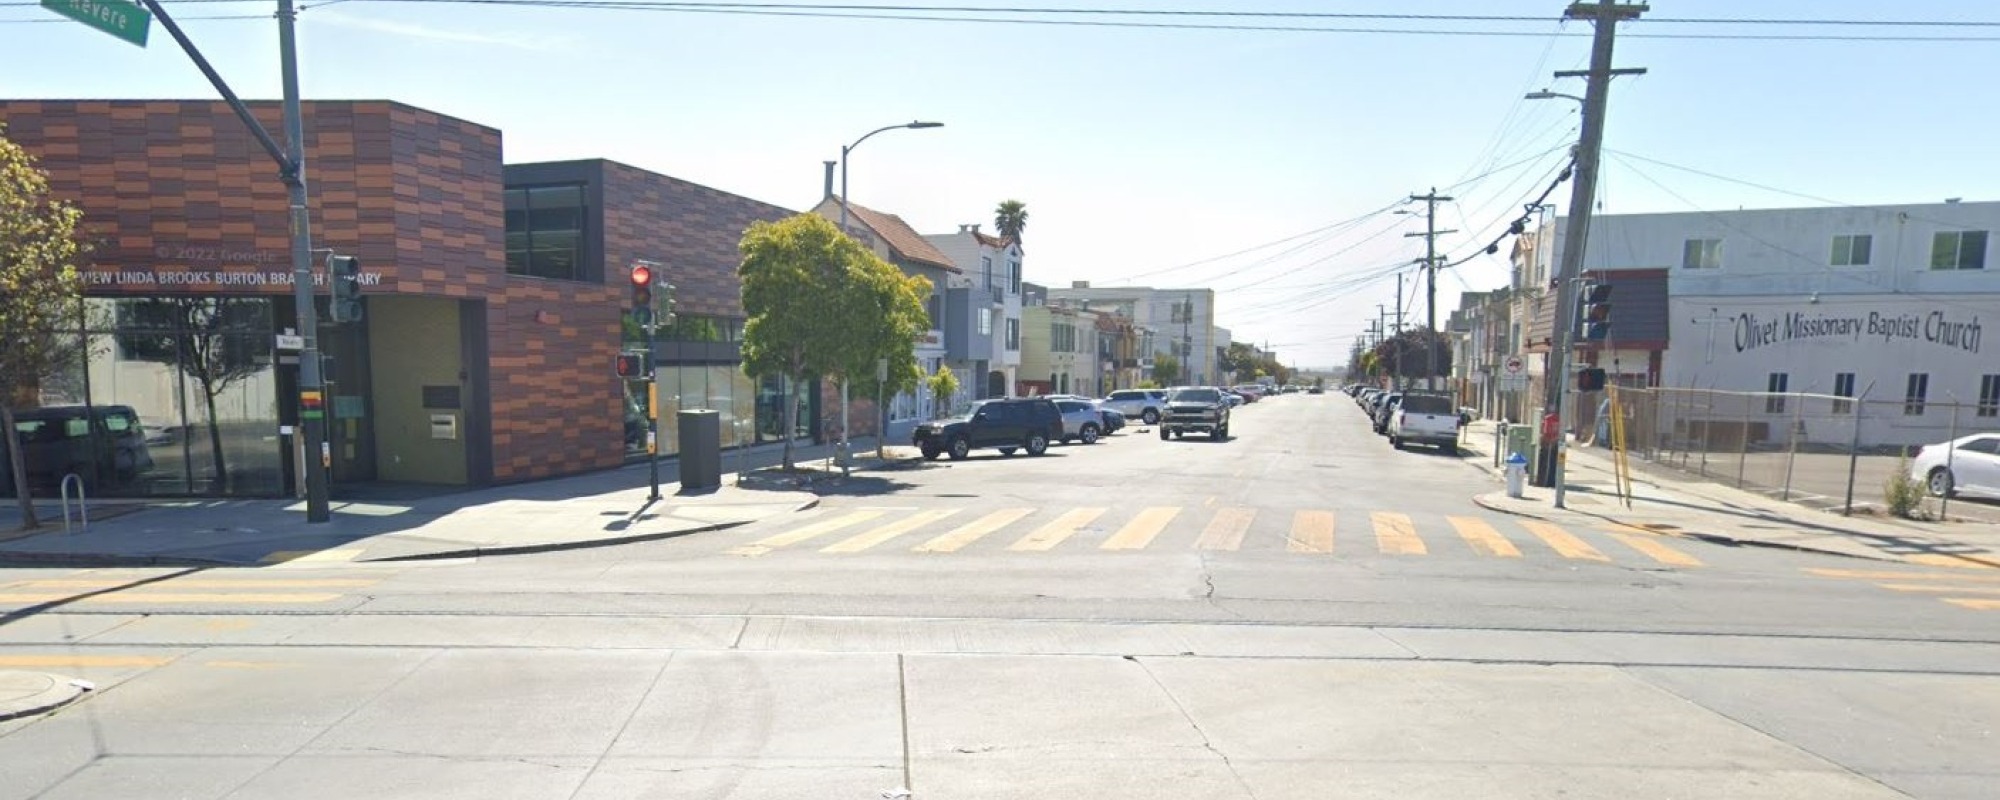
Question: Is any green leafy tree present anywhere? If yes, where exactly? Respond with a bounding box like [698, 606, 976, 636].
[0, 127, 87, 528]
[1151, 352, 1181, 386]
[993, 199, 1028, 242]
[925, 364, 959, 419]
[116, 298, 270, 492]
[1368, 327, 1451, 382]
[740, 214, 930, 470]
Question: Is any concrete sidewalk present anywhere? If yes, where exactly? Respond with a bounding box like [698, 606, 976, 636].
[0, 437, 907, 567]
[1458, 420, 2000, 569]
[0, 671, 90, 723]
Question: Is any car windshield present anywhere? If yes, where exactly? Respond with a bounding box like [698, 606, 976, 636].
[1169, 388, 1221, 404]
[1400, 395, 1453, 414]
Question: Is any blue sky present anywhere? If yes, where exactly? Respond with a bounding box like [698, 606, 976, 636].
[5, 1, 1998, 368]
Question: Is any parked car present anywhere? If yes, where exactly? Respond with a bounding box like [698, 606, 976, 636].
[1102, 389, 1170, 425]
[1910, 433, 2000, 500]
[1218, 389, 1246, 408]
[913, 398, 1064, 460]
[1052, 399, 1108, 445]
[1390, 393, 1460, 454]
[1371, 392, 1404, 434]
[1159, 387, 1231, 441]
[1, 404, 154, 493]
[1230, 385, 1265, 403]
[1100, 407, 1127, 434]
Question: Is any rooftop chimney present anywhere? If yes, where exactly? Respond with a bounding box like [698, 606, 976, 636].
[823, 161, 836, 200]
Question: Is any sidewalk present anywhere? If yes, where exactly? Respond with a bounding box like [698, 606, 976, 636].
[1458, 420, 2000, 569]
[0, 437, 906, 567]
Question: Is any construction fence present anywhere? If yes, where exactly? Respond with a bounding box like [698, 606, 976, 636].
[1584, 387, 2000, 517]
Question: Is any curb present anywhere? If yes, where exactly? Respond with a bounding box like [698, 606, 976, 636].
[366, 495, 821, 562]
[0, 551, 237, 569]
[1472, 492, 1895, 564]
[0, 672, 90, 723]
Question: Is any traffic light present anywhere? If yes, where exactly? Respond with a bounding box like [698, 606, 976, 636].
[629, 263, 655, 326]
[1576, 367, 1608, 392]
[1579, 283, 1612, 341]
[614, 352, 644, 379]
[659, 282, 677, 329]
[328, 255, 363, 323]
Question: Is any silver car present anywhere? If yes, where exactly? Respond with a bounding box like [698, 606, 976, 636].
[1052, 399, 1107, 444]
[1101, 389, 1169, 425]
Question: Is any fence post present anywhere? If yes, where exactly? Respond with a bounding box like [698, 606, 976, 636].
[1941, 399, 1959, 521]
[1781, 390, 1803, 501]
[1842, 386, 1871, 516]
[1697, 389, 1711, 478]
[1737, 394, 1751, 489]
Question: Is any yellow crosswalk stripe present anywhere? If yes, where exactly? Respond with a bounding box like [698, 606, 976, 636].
[1875, 583, 2000, 595]
[822, 509, 961, 553]
[0, 655, 174, 668]
[1519, 521, 1608, 561]
[1944, 598, 2000, 610]
[12, 579, 378, 589]
[1371, 512, 1425, 555]
[1903, 553, 2000, 570]
[1102, 507, 1180, 550]
[259, 549, 363, 565]
[0, 592, 344, 604]
[726, 509, 887, 556]
[1804, 568, 2000, 582]
[1194, 508, 1257, 551]
[1603, 531, 1702, 567]
[1010, 508, 1106, 552]
[1286, 510, 1335, 553]
[1447, 516, 1520, 558]
[914, 508, 1034, 553]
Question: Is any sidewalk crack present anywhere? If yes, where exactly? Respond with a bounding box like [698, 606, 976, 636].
[1129, 656, 1260, 800]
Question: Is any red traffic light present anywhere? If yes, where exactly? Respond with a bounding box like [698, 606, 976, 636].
[614, 353, 644, 378]
[630, 264, 654, 285]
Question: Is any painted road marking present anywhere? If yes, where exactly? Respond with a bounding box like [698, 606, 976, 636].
[823, 510, 961, 553]
[1903, 553, 2000, 570]
[1604, 531, 1703, 567]
[258, 549, 363, 565]
[1194, 508, 1257, 551]
[1875, 583, 2000, 595]
[1102, 507, 1181, 550]
[1943, 598, 2000, 610]
[0, 655, 174, 669]
[1286, 510, 1335, 554]
[14, 579, 378, 590]
[1805, 568, 2000, 583]
[1520, 521, 1609, 562]
[914, 509, 1035, 553]
[1009, 508, 1107, 552]
[726, 510, 887, 556]
[0, 592, 344, 605]
[1448, 516, 1521, 558]
[1371, 512, 1426, 555]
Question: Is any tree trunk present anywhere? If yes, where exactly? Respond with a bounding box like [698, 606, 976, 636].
[779, 374, 795, 471]
[2, 405, 41, 530]
[200, 375, 228, 493]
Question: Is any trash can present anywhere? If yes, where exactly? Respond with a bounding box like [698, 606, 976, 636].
[678, 409, 721, 491]
[1505, 453, 1529, 498]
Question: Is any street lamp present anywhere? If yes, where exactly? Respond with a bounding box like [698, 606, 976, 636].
[1523, 88, 1594, 507]
[1525, 90, 1586, 104]
[834, 119, 944, 475]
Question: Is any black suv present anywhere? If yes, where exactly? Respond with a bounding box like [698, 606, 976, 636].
[913, 398, 1064, 460]
[1, 405, 155, 493]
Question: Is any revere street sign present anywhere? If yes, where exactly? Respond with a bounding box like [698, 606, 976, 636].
[41, 0, 151, 47]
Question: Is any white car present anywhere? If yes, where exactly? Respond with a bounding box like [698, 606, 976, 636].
[1101, 389, 1169, 425]
[1052, 399, 1107, 444]
[1910, 433, 2000, 499]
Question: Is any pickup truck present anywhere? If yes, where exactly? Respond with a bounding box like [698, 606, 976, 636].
[1158, 387, 1231, 441]
[1390, 393, 1459, 454]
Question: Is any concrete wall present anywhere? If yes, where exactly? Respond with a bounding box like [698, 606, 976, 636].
[368, 296, 467, 484]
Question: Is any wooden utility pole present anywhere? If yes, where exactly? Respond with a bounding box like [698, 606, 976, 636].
[1406, 188, 1456, 392]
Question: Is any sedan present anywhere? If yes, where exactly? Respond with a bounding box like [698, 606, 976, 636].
[1910, 433, 2000, 499]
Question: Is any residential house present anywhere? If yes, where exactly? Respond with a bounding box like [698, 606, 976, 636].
[925, 223, 1023, 399]
[811, 197, 967, 422]
[1020, 303, 1087, 396]
[1047, 283, 1219, 385]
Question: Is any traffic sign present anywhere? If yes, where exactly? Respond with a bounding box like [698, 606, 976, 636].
[1503, 355, 1525, 375]
[41, 0, 151, 47]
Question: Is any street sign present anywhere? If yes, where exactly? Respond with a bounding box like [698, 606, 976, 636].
[1503, 355, 1525, 375]
[1499, 374, 1531, 391]
[275, 334, 305, 351]
[41, 0, 151, 47]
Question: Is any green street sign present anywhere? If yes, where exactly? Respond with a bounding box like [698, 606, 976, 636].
[41, 0, 151, 48]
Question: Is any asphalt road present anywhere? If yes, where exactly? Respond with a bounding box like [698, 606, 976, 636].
[3, 392, 1996, 799]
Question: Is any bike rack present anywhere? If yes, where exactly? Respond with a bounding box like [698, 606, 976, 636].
[60, 472, 89, 535]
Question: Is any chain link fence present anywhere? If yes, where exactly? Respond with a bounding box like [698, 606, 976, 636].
[1589, 387, 2000, 519]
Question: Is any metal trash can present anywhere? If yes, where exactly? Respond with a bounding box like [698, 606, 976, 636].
[678, 409, 721, 491]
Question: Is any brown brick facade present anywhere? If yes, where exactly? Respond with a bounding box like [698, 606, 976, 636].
[0, 100, 627, 486]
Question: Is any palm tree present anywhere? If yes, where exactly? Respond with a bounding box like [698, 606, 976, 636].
[993, 199, 1028, 242]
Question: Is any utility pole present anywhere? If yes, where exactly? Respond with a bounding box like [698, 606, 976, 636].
[1391, 275, 1408, 390]
[1407, 188, 1455, 392]
[1181, 292, 1193, 385]
[1533, 0, 1648, 507]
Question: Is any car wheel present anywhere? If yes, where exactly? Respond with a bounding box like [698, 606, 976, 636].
[998, 447, 1017, 456]
[948, 437, 971, 461]
[1080, 424, 1099, 444]
[1173, 431, 1183, 439]
[1391, 437, 1405, 451]
[1442, 442, 1459, 456]
[1217, 424, 1229, 439]
[1927, 467, 1955, 497]
[1141, 409, 1159, 425]
[1159, 427, 1170, 441]
[1025, 433, 1049, 456]
[920, 443, 942, 461]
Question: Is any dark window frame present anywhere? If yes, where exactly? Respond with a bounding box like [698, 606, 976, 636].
[1904, 373, 1929, 416]
[1979, 374, 2000, 418]
[1930, 230, 1989, 271]
[1766, 373, 1789, 414]
[1832, 372, 1856, 415]
[1831, 234, 1872, 267]
[504, 183, 588, 282]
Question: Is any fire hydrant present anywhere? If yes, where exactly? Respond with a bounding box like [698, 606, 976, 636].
[1505, 452, 1529, 499]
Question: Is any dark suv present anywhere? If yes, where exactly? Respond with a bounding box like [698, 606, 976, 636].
[1, 405, 154, 492]
[913, 398, 1064, 460]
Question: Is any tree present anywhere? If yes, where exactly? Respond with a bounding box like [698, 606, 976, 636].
[1151, 352, 1181, 386]
[925, 364, 959, 420]
[993, 199, 1028, 242]
[1366, 327, 1452, 383]
[0, 126, 87, 529]
[740, 214, 930, 470]
[116, 298, 270, 492]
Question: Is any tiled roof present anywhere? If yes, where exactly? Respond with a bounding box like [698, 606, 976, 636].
[846, 203, 961, 272]
[973, 230, 1015, 251]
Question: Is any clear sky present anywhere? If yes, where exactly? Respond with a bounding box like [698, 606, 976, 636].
[5, 1, 1998, 369]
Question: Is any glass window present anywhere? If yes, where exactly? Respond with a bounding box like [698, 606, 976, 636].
[1904, 373, 1929, 416]
[504, 184, 587, 281]
[978, 309, 993, 336]
[1830, 234, 1872, 266]
[1832, 372, 1855, 415]
[981, 256, 993, 289]
[1682, 238, 1722, 269]
[1765, 373, 1788, 414]
[1930, 230, 1988, 271]
[1979, 374, 2000, 418]
[1005, 318, 1020, 350]
[1958, 437, 2000, 455]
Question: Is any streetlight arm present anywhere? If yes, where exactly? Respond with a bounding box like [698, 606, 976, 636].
[1526, 90, 1587, 104]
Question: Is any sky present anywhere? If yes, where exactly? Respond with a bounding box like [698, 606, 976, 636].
[5, 0, 1999, 369]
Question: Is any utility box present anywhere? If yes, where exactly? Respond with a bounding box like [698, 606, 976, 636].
[678, 410, 722, 491]
[1505, 424, 1537, 481]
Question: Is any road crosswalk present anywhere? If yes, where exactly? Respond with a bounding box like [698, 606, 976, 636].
[0, 572, 382, 608]
[1805, 567, 2000, 611]
[721, 505, 1708, 567]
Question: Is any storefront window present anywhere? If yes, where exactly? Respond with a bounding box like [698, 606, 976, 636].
[618, 366, 805, 460]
